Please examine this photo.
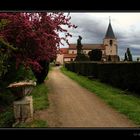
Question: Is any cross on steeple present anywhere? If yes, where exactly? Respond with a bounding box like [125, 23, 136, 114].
[109, 16, 111, 23]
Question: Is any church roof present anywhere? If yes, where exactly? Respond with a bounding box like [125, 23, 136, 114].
[64, 54, 77, 58]
[69, 44, 105, 50]
[59, 48, 68, 54]
[105, 22, 115, 39]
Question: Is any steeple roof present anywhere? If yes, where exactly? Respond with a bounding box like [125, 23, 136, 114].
[105, 20, 115, 39]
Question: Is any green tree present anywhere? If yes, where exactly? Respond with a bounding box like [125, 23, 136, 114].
[0, 38, 16, 78]
[88, 49, 102, 61]
[126, 48, 133, 61]
[124, 52, 128, 61]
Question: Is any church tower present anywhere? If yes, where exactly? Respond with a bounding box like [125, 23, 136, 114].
[103, 18, 118, 61]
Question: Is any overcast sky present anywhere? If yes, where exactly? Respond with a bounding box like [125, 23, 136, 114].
[61, 12, 140, 60]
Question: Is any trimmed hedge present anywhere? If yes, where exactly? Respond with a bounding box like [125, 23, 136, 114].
[65, 62, 140, 94]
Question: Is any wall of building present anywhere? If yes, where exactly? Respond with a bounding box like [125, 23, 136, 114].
[64, 58, 75, 62]
[56, 54, 64, 64]
[69, 50, 77, 54]
[103, 39, 117, 55]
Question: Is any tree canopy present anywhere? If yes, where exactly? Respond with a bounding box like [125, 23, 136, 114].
[88, 49, 102, 61]
[124, 48, 133, 61]
[0, 12, 77, 72]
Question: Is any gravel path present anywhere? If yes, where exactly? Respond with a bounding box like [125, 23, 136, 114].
[35, 67, 137, 127]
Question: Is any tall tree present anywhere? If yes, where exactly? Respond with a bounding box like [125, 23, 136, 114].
[0, 12, 77, 83]
[124, 52, 128, 61]
[126, 48, 133, 61]
[88, 49, 102, 61]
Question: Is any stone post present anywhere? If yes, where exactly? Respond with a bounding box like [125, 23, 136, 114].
[13, 96, 33, 123]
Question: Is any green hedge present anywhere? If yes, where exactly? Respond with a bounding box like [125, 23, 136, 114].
[65, 62, 99, 78]
[65, 62, 140, 94]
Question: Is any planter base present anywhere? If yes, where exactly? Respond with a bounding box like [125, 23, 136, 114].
[13, 96, 33, 123]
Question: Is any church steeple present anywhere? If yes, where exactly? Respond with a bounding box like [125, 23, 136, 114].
[103, 17, 118, 60]
[105, 17, 115, 39]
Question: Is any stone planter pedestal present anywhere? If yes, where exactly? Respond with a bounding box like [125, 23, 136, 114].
[13, 96, 33, 122]
[8, 81, 36, 126]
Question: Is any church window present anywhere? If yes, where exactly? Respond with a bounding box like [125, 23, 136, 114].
[110, 40, 113, 46]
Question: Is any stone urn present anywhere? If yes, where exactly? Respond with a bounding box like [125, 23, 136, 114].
[8, 80, 36, 99]
[8, 80, 36, 125]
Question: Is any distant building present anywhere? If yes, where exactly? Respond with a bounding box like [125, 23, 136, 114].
[56, 19, 119, 64]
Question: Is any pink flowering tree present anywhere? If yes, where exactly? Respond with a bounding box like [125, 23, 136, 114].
[0, 12, 77, 83]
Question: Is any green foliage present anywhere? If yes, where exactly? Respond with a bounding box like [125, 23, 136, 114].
[14, 65, 36, 82]
[0, 36, 17, 78]
[0, 39, 11, 78]
[75, 54, 89, 61]
[0, 107, 14, 127]
[0, 51, 9, 77]
[32, 61, 49, 84]
[124, 48, 133, 61]
[124, 52, 128, 61]
[2, 63, 36, 86]
[98, 63, 140, 93]
[88, 49, 102, 61]
[65, 62, 140, 94]
[15, 119, 48, 128]
[61, 67, 140, 125]
[0, 91, 15, 107]
[0, 19, 10, 29]
[65, 62, 99, 78]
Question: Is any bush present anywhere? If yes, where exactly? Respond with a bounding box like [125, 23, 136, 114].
[0, 107, 14, 127]
[88, 49, 102, 61]
[65, 62, 140, 94]
[32, 61, 49, 84]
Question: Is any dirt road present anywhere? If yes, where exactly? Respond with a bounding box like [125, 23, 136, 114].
[35, 67, 137, 127]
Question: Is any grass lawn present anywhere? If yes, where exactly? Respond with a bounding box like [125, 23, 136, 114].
[61, 66, 140, 125]
[32, 83, 49, 111]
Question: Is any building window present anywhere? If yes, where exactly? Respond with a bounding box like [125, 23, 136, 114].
[71, 58, 73, 61]
[72, 51, 74, 54]
[110, 40, 113, 46]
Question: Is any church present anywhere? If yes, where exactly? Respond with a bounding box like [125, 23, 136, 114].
[56, 20, 119, 64]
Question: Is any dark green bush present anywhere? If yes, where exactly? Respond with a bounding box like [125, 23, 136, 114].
[32, 61, 49, 84]
[0, 107, 14, 127]
[65, 62, 140, 94]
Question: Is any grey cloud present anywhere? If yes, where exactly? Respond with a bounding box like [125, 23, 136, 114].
[68, 13, 140, 59]
[69, 13, 107, 43]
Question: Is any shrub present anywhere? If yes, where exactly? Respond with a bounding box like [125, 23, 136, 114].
[65, 62, 140, 94]
[88, 49, 102, 61]
[0, 107, 14, 127]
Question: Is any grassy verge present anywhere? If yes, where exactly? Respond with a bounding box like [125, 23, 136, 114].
[61, 67, 140, 125]
[0, 107, 14, 127]
[15, 119, 48, 128]
[32, 83, 49, 111]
